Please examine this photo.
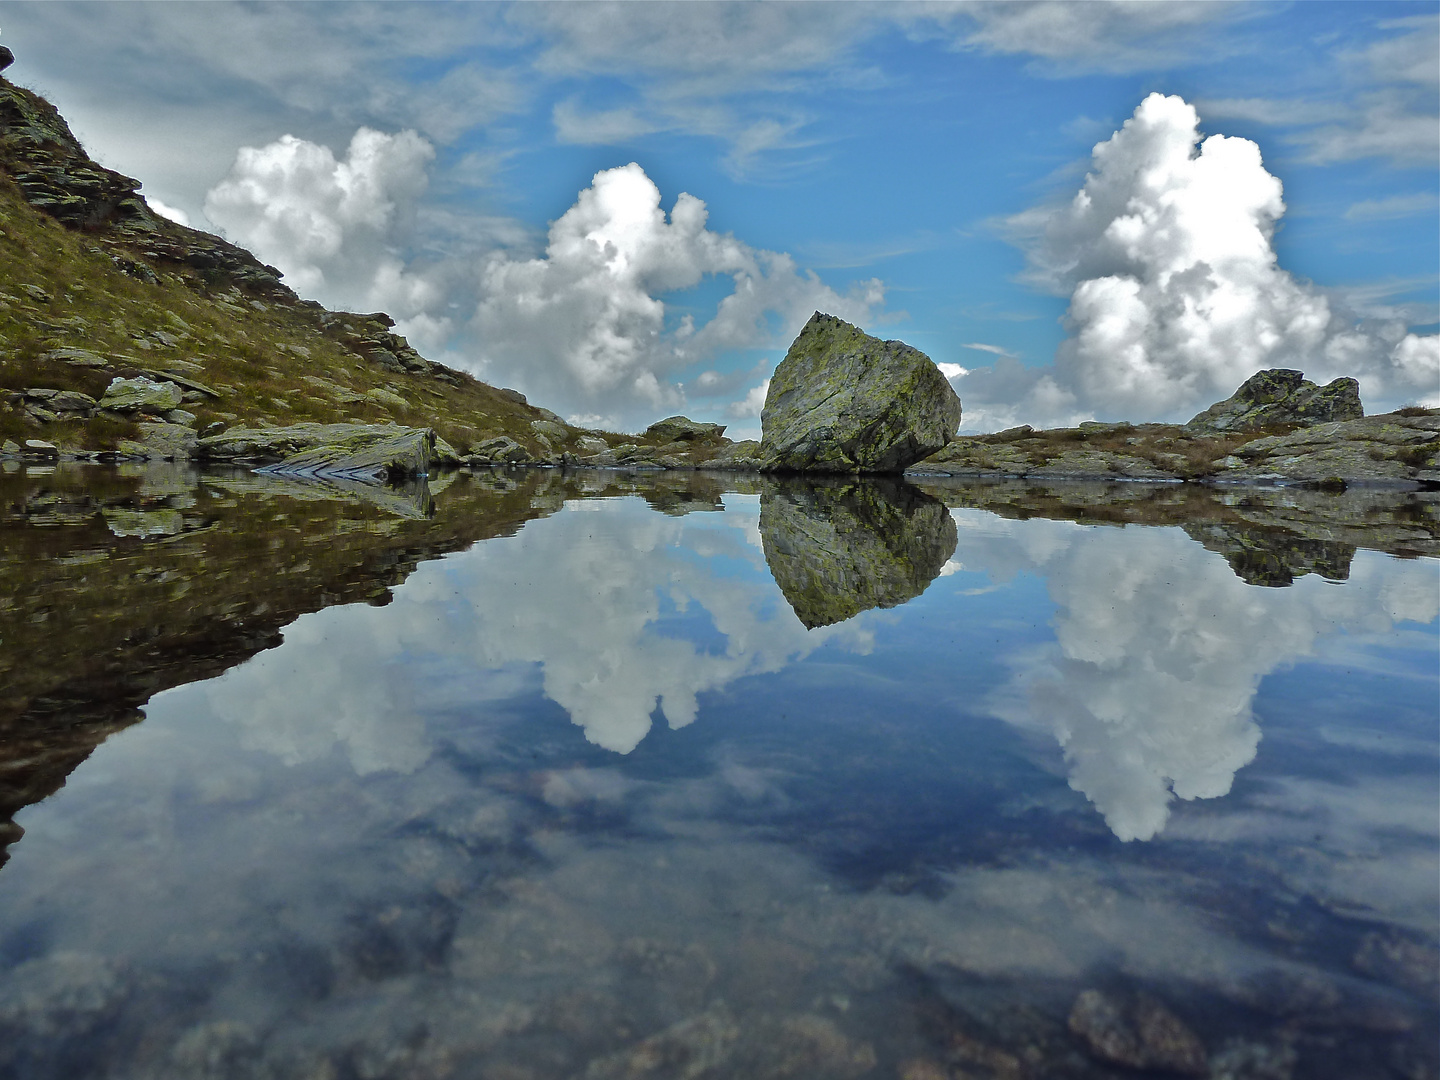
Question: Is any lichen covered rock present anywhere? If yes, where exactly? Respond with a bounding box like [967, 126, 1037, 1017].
[644, 415, 727, 442]
[98, 376, 184, 415]
[760, 313, 962, 473]
[1186, 369, 1363, 433]
[259, 427, 435, 482]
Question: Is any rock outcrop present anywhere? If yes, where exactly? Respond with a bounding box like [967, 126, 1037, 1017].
[1186, 368, 1363, 433]
[258, 427, 439, 483]
[97, 376, 184, 415]
[759, 313, 962, 473]
[914, 408, 1438, 487]
[198, 422, 454, 480]
[758, 477, 957, 627]
[644, 415, 727, 442]
[1210, 410, 1438, 485]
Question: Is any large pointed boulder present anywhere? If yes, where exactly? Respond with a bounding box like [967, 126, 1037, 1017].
[759, 313, 962, 473]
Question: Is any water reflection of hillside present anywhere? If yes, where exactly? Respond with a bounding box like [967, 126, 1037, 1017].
[0, 465, 739, 862]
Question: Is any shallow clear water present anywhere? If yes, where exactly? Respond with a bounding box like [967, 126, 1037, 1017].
[0, 467, 1435, 1079]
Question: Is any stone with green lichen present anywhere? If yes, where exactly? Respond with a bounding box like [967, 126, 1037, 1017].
[644, 415, 727, 442]
[1185, 368, 1363, 433]
[198, 422, 444, 480]
[99, 376, 184, 415]
[759, 312, 962, 473]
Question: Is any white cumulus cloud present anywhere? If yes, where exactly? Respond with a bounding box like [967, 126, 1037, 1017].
[726, 378, 770, 419]
[957, 93, 1439, 431]
[470, 162, 883, 427]
[204, 138, 882, 431]
[205, 127, 447, 338]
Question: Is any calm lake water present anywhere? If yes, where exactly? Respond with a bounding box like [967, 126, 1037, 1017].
[0, 465, 1435, 1079]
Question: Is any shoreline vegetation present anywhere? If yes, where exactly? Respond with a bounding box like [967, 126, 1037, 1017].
[1, 63, 1436, 490]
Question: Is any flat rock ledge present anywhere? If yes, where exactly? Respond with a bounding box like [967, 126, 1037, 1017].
[197, 423, 459, 482]
[911, 409, 1439, 489]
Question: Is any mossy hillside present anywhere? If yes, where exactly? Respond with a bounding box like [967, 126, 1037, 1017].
[0, 177, 563, 455]
[0, 72, 607, 460]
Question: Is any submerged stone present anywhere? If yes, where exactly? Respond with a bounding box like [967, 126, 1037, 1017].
[758, 476, 957, 628]
[760, 313, 962, 473]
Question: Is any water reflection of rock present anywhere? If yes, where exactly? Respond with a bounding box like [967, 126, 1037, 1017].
[1182, 522, 1354, 586]
[759, 477, 957, 628]
[913, 476, 1439, 583]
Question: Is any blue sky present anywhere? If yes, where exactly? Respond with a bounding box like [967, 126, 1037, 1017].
[2, 2, 1436, 433]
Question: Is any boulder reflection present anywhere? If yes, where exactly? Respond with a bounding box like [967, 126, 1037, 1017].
[758, 477, 957, 628]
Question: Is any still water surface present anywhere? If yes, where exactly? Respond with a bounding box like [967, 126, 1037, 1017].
[0, 467, 1435, 1079]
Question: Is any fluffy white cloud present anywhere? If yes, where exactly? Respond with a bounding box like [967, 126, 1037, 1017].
[726, 377, 770, 419]
[956, 94, 1440, 431]
[145, 196, 190, 227]
[203, 136, 880, 429]
[204, 128, 446, 336]
[470, 163, 882, 427]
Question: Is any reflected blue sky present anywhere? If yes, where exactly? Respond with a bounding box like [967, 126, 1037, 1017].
[0, 487, 1434, 1077]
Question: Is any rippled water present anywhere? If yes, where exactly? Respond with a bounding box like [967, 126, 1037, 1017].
[0, 465, 1435, 1079]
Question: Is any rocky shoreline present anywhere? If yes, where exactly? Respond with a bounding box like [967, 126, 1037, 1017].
[6, 402, 1436, 491]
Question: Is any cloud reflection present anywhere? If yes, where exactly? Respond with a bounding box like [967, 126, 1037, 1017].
[956, 512, 1439, 840]
[209, 496, 870, 757]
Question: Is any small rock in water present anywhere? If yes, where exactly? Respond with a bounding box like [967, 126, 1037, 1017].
[1067, 988, 1207, 1075]
[760, 312, 962, 473]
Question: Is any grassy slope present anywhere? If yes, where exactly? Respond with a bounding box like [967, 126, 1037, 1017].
[0, 72, 583, 458]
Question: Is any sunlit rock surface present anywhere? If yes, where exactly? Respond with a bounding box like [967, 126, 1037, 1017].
[760, 313, 962, 473]
[1186, 368, 1363, 433]
[759, 477, 957, 627]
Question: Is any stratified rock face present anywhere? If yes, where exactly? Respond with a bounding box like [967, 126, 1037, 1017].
[1186, 369, 1363, 433]
[199, 422, 437, 481]
[758, 477, 958, 628]
[760, 313, 962, 473]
